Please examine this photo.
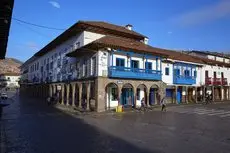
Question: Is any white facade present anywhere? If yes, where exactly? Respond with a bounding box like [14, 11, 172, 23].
[0, 75, 20, 87]
[22, 31, 105, 83]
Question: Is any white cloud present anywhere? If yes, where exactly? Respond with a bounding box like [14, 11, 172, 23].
[49, 1, 61, 9]
[171, 0, 230, 27]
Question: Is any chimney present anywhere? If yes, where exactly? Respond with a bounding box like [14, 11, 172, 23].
[125, 24, 133, 30]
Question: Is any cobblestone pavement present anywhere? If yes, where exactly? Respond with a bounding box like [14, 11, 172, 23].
[1, 92, 230, 153]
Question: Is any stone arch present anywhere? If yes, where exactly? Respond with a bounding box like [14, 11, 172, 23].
[105, 82, 119, 110]
[136, 84, 148, 107]
[149, 84, 160, 105]
[121, 83, 134, 107]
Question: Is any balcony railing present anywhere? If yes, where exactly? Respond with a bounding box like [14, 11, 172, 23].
[173, 75, 196, 85]
[108, 66, 162, 80]
[205, 77, 212, 85]
[222, 78, 228, 85]
[213, 78, 222, 85]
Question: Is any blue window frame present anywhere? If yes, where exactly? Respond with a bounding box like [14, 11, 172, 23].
[131, 60, 139, 68]
[165, 67, 169, 75]
[145, 62, 152, 70]
[184, 70, 190, 77]
[116, 58, 125, 67]
[174, 69, 180, 76]
[194, 71, 197, 77]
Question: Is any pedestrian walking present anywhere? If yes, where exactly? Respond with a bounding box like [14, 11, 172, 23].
[47, 96, 51, 106]
[161, 97, 166, 112]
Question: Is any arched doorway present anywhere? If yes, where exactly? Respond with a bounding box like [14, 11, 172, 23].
[149, 84, 159, 105]
[136, 84, 147, 107]
[105, 83, 119, 110]
[121, 83, 134, 107]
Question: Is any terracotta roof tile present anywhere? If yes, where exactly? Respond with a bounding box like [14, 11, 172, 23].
[68, 35, 168, 57]
[79, 21, 147, 39]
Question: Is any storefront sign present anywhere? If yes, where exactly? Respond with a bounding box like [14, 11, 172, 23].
[117, 80, 123, 84]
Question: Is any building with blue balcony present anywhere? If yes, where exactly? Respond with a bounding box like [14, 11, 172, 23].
[108, 50, 162, 81]
[21, 20, 230, 113]
[173, 62, 197, 85]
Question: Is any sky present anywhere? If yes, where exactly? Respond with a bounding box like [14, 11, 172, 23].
[6, 0, 230, 62]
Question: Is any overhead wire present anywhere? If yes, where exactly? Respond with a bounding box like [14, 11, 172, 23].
[12, 17, 66, 31]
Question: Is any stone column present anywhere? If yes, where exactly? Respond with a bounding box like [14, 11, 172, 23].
[195, 87, 198, 103]
[175, 86, 178, 104]
[49, 84, 53, 97]
[146, 89, 149, 107]
[53, 84, 56, 96]
[203, 86, 206, 102]
[61, 84, 64, 105]
[220, 86, 223, 101]
[86, 82, 90, 110]
[78, 83, 82, 108]
[229, 86, 230, 100]
[212, 86, 215, 102]
[71, 83, 76, 107]
[186, 86, 189, 104]
[66, 84, 70, 106]
[133, 88, 137, 108]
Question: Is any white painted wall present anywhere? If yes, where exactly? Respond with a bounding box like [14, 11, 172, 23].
[207, 55, 215, 60]
[216, 56, 223, 62]
[136, 86, 145, 107]
[162, 62, 173, 85]
[83, 31, 105, 45]
[1, 75, 20, 87]
[200, 65, 230, 86]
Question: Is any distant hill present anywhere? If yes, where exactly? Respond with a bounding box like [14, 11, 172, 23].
[0, 58, 23, 75]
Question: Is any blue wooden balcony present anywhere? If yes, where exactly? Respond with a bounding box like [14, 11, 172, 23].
[173, 75, 196, 85]
[108, 66, 162, 80]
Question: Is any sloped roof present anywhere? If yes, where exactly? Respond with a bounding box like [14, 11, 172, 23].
[79, 20, 147, 39]
[34, 20, 147, 57]
[67, 35, 168, 57]
[67, 35, 230, 68]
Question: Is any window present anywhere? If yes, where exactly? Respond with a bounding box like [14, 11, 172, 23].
[184, 70, 190, 77]
[131, 60, 139, 68]
[116, 58, 125, 67]
[145, 62, 152, 70]
[137, 88, 140, 100]
[111, 88, 118, 101]
[165, 67, 169, 75]
[194, 71, 197, 77]
[75, 42, 80, 49]
[174, 69, 180, 76]
[50, 62, 53, 69]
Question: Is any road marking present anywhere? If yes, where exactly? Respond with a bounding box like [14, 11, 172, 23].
[220, 113, 230, 118]
[207, 111, 230, 116]
[193, 110, 216, 115]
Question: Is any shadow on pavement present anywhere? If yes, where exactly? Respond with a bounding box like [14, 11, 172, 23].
[1, 94, 162, 153]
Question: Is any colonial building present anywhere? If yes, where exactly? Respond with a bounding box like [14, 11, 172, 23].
[20, 20, 230, 112]
[0, 73, 20, 88]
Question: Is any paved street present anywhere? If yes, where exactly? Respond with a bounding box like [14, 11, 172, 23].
[1, 92, 230, 153]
